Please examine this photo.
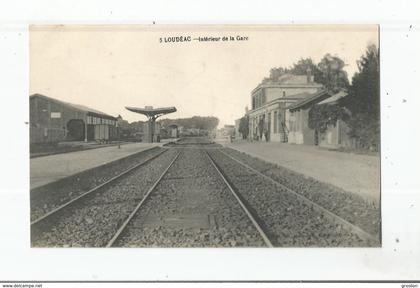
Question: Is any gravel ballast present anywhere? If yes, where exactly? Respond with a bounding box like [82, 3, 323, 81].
[30, 136, 379, 248]
[208, 149, 378, 247]
[30, 147, 164, 222]
[31, 149, 179, 247]
[222, 147, 380, 236]
[115, 148, 266, 247]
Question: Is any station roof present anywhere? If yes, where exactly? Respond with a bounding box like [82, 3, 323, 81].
[125, 106, 177, 118]
[287, 89, 330, 111]
[30, 93, 116, 120]
[287, 90, 348, 111]
[317, 90, 347, 105]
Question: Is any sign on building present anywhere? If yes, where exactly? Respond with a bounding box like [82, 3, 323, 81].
[50, 112, 61, 118]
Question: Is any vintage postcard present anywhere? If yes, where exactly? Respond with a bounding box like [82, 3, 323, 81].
[29, 25, 380, 248]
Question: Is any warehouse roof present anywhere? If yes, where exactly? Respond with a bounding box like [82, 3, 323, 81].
[30, 94, 116, 119]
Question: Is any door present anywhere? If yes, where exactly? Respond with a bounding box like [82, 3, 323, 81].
[67, 119, 85, 141]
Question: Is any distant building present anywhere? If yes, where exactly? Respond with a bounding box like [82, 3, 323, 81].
[167, 124, 179, 138]
[234, 118, 241, 139]
[224, 125, 235, 136]
[30, 94, 117, 144]
[247, 71, 323, 142]
[216, 125, 235, 139]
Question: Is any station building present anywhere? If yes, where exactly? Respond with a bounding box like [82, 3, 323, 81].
[247, 72, 323, 142]
[30, 94, 117, 144]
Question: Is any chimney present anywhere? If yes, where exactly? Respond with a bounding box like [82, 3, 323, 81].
[306, 67, 312, 83]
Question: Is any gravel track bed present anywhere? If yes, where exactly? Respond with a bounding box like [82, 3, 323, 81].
[30, 147, 163, 222]
[164, 137, 221, 148]
[31, 149, 179, 247]
[208, 149, 374, 247]
[116, 148, 265, 247]
[222, 148, 380, 236]
[176, 137, 215, 144]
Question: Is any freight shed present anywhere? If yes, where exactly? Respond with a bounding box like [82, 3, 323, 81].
[30, 94, 117, 144]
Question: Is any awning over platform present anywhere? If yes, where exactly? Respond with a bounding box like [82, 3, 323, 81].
[125, 106, 177, 117]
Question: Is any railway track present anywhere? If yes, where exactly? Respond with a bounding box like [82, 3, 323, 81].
[217, 149, 379, 244]
[31, 143, 271, 247]
[220, 147, 380, 237]
[30, 137, 380, 247]
[108, 148, 271, 247]
[207, 148, 380, 247]
[30, 146, 166, 222]
[31, 148, 179, 247]
[31, 148, 168, 227]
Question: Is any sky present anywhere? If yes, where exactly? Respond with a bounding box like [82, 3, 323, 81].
[30, 25, 378, 127]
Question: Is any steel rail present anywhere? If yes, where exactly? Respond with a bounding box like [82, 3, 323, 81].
[106, 151, 182, 247]
[30, 148, 168, 227]
[205, 150, 274, 248]
[218, 149, 379, 245]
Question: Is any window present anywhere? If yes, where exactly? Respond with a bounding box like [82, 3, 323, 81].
[283, 91, 286, 97]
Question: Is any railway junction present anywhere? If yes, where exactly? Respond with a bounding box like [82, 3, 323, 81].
[30, 137, 380, 248]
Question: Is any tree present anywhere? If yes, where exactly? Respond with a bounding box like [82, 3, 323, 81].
[262, 56, 348, 90]
[308, 104, 349, 133]
[262, 67, 290, 83]
[341, 44, 380, 150]
[117, 116, 130, 130]
[292, 56, 350, 138]
[289, 58, 323, 83]
[238, 116, 249, 139]
[342, 44, 380, 117]
[317, 54, 349, 92]
[269, 67, 289, 79]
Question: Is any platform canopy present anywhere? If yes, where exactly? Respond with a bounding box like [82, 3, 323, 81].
[125, 106, 177, 119]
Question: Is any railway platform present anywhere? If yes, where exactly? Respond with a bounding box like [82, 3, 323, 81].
[30, 142, 163, 189]
[223, 140, 380, 203]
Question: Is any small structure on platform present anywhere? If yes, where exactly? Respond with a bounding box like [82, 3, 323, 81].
[125, 106, 176, 142]
[287, 90, 351, 148]
[167, 124, 179, 138]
